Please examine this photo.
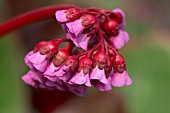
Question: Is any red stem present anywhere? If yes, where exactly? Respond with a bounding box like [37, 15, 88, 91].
[0, 4, 75, 37]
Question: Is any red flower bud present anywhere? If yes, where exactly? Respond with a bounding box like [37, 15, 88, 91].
[53, 48, 70, 67]
[113, 12, 123, 24]
[33, 41, 47, 52]
[79, 57, 92, 74]
[103, 19, 119, 32]
[113, 54, 126, 73]
[93, 51, 107, 69]
[66, 8, 82, 20]
[65, 56, 78, 71]
[81, 14, 96, 27]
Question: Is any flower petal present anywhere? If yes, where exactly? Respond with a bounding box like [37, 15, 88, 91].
[24, 51, 34, 69]
[55, 10, 68, 22]
[44, 62, 60, 76]
[90, 66, 108, 84]
[111, 70, 132, 87]
[70, 19, 84, 36]
[33, 60, 49, 72]
[77, 34, 91, 50]
[69, 71, 87, 85]
[110, 30, 129, 49]
[22, 71, 36, 87]
[28, 52, 46, 64]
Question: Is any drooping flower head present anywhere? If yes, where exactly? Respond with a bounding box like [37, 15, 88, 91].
[22, 6, 132, 96]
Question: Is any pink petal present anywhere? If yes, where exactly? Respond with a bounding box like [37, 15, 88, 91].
[125, 72, 133, 86]
[69, 71, 87, 85]
[124, 31, 129, 43]
[68, 84, 88, 96]
[33, 60, 49, 72]
[24, 51, 34, 69]
[91, 81, 112, 91]
[110, 30, 129, 49]
[22, 71, 36, 87]
[58, 72, 72, 83]
[90, 66, 108, 84]
[111, 71, 132, 87]
[28, 52, 46, 64]
[55, 10, 68, 22]
[70, 19, 84, 36]
[66, 22, 74, 33]
[66, 32, 79, 47]
[77, 34, 91, 50]
[44, 63, 61, 76]
[84, 74, 92, 87]
[29, 70, 45, 84]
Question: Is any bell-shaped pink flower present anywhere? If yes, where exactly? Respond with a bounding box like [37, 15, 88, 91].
[25, 51, 49, 72]
[66, 19, 84, 36]
[69, 71, 91, 87]
[65, 20, 91, 50]
[90, 66, 112, 91]
[110, 30, 129, 49]
[111, 70, 133, 87]
[44, 62, 61, 82]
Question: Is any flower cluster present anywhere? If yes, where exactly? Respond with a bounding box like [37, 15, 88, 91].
[22, 7, 132, 96]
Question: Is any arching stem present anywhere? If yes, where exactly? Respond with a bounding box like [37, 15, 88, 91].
[0, 5, 75, 37]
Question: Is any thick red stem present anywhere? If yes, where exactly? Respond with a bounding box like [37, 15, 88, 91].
[0, 5, 75, 37]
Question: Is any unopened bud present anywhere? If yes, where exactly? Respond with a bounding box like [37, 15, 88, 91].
[81, 14, 96, 27]
[34, 40, 59, 59]
[113, 54, 126, 73]
[103, 19, 119, 32]
[53, 49, 69, 67]
[66, 8, 81, 20]
[33, 41, 47, 53]
[112, 12, 123, 24]
[65, 57, 78, 71]
[93, 51, 107, 69]
[79, 57, 92, 74]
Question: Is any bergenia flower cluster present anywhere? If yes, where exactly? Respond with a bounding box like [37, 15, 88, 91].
[22, 7, 132, 96]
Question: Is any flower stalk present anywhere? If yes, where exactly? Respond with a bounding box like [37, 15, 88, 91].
[0, 5, 75, 37]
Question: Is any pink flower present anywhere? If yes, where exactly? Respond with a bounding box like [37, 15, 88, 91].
[22, 70, 46, 88]
[44, 62, 61, 82]
[22, 69, 67, 91]
[60, 14, 96, 50]
[53, 65, 72, 82]
[69, 71, 91, 87]
[110, 30, 129, 49]
[110, 70, 133, 87]
[66, 19, 84, 36]
[25, 51, 49, 72]
[90, 66, 112, 91]
[64, 20, 91, 50]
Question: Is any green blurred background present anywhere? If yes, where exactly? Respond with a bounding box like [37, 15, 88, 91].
[0, 0, 170, 113]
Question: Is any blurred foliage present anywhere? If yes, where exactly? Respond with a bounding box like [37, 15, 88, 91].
[121, 44, 170, 113]
[0, 37, 27, 113]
